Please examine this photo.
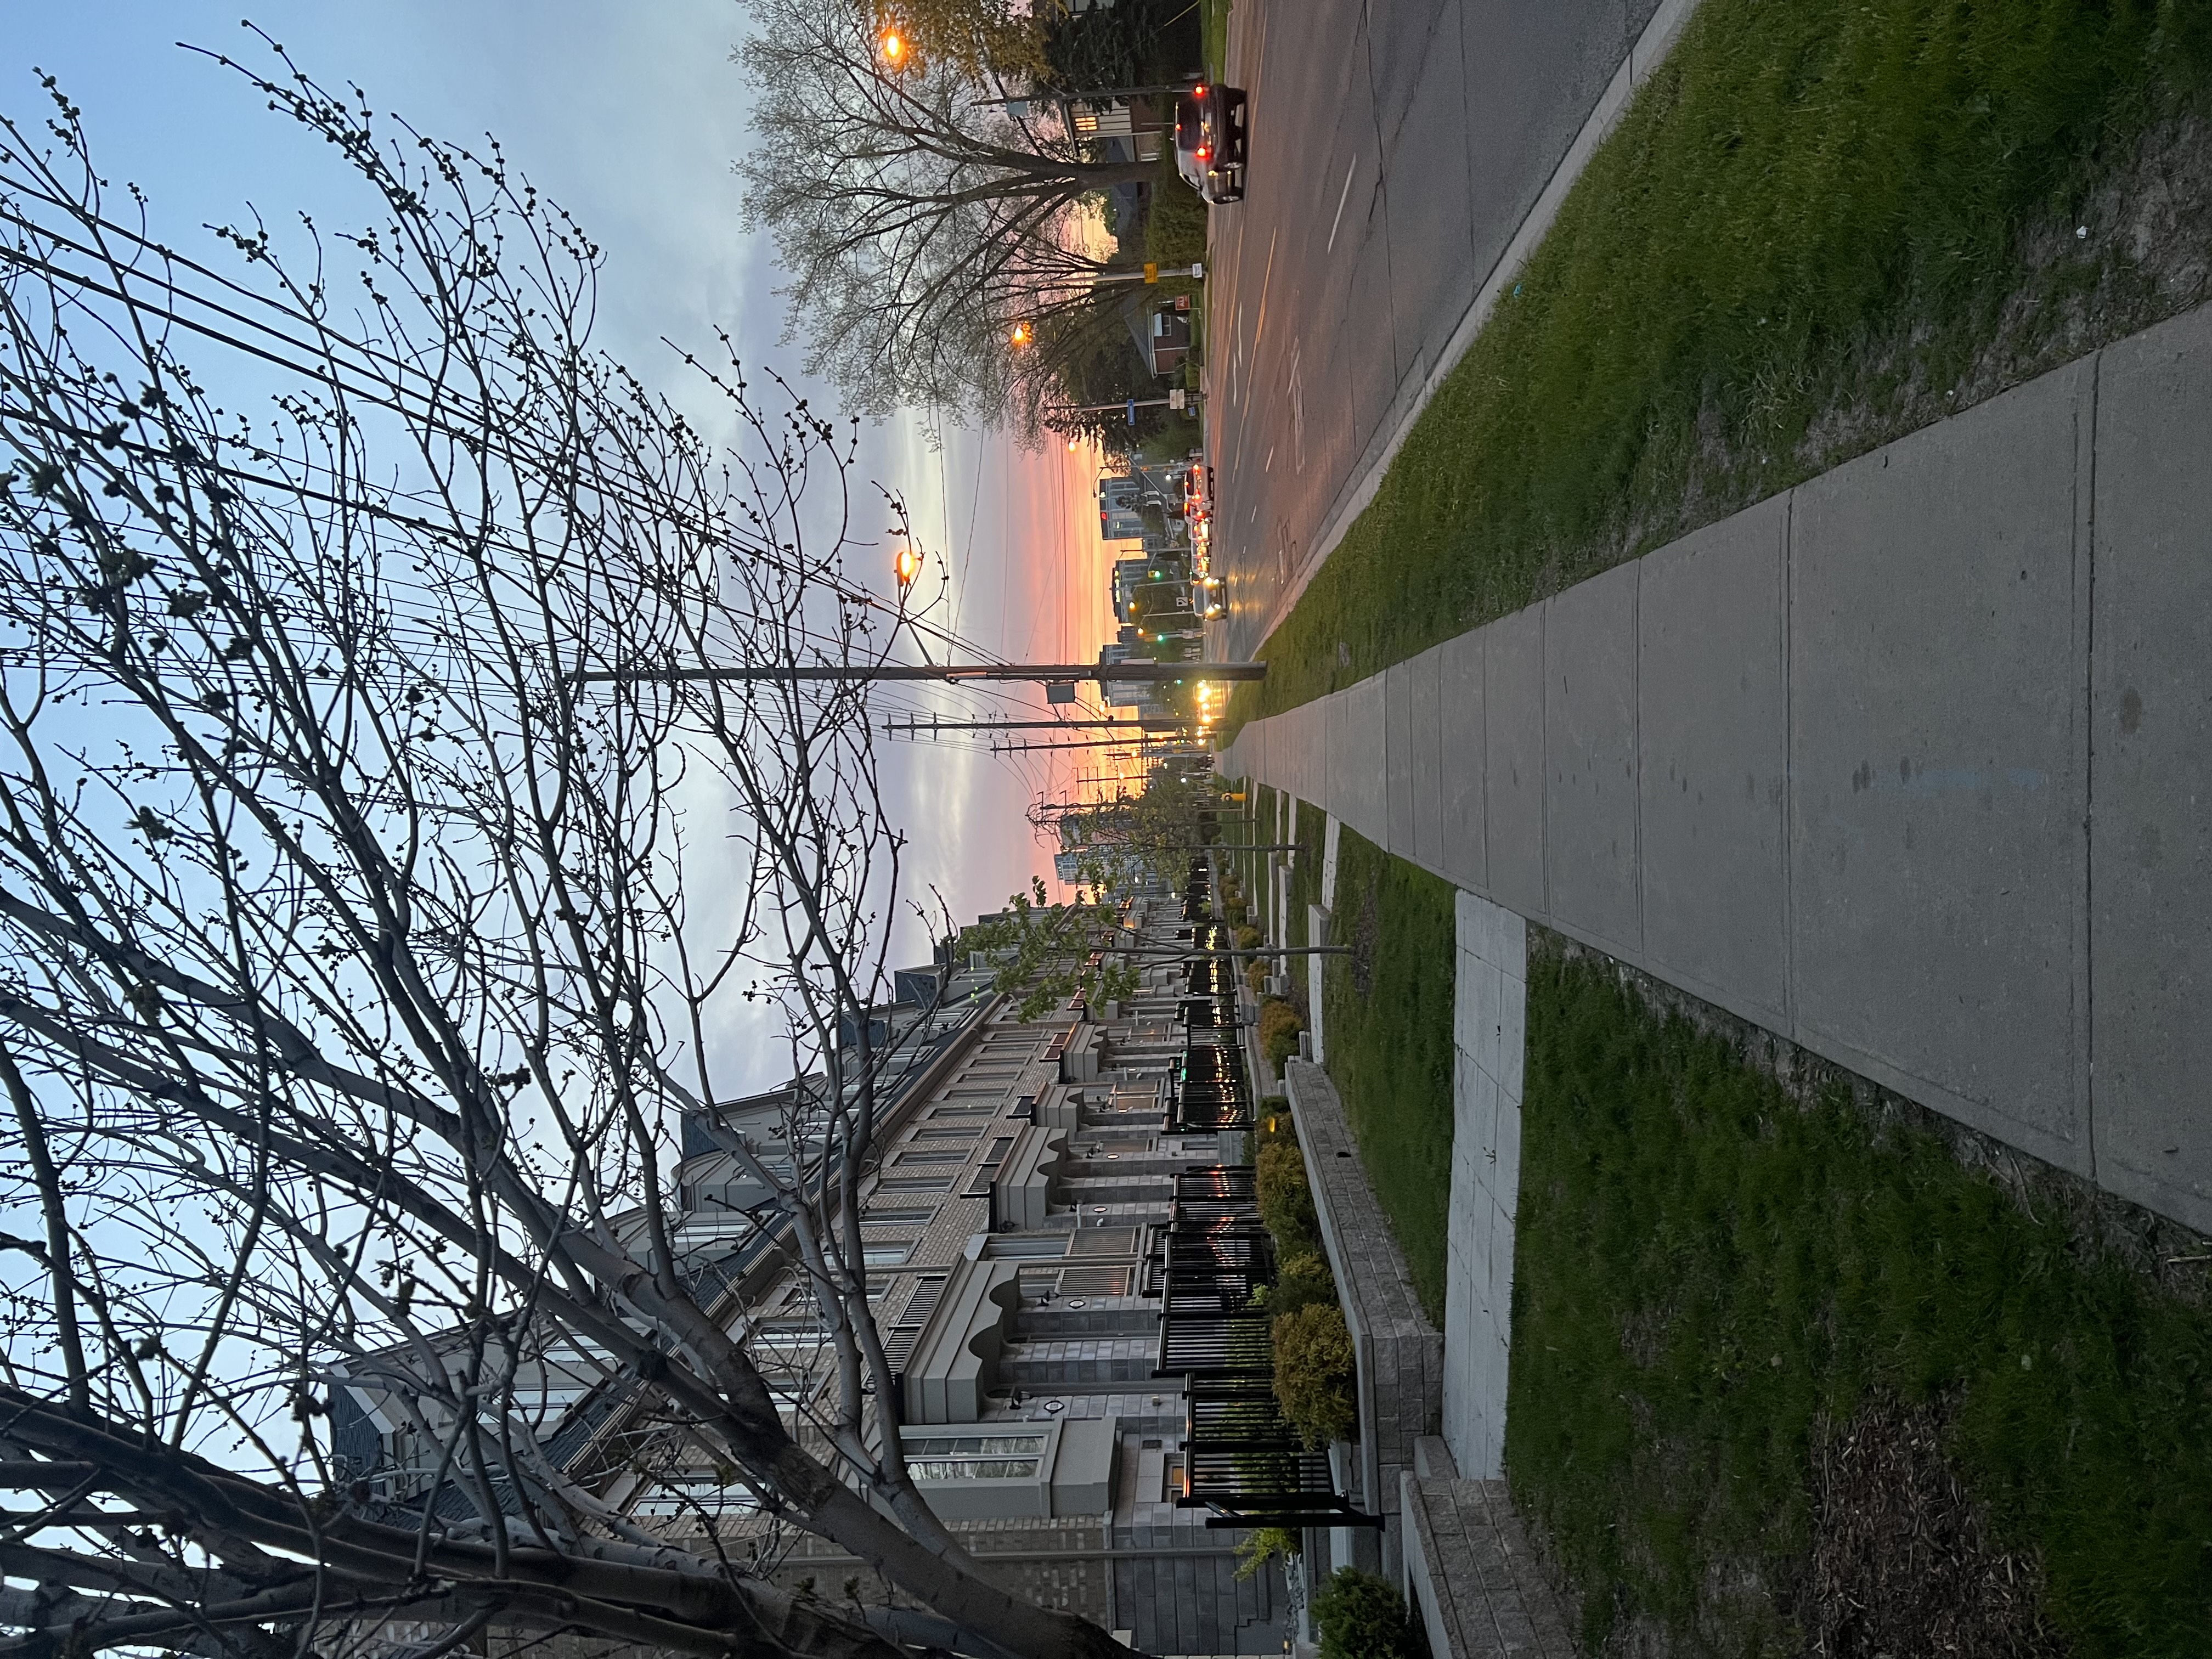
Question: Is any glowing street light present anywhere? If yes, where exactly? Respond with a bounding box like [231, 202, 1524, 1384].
[894, 543, 923, 591]
[1009, 320, 1033, 348]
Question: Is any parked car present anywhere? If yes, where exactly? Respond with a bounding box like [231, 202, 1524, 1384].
[1173, 83, 1248, 204]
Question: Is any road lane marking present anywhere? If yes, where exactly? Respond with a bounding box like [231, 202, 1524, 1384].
[1251, 225, 1279, 347]
[1326, 154, 1358, 253]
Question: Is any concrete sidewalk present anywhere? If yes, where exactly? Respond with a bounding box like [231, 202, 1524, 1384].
[1221, 301, 2212, 1236]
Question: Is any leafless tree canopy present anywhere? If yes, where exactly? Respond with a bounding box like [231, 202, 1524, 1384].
[0, 53, 1124, 1659]
[735, 0, 1158, 431]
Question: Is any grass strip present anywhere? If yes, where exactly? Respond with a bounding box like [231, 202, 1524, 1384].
[1316, 826, 1457, 1323]
[1221, 0, 2212, 738]
[1511, 947, 2212, 1655]
[1200, 0, 1229, 85]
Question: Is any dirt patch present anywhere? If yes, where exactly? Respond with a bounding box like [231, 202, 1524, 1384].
[1808, 1394, 2067, 1658]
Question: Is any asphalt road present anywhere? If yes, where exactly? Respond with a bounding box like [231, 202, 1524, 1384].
[1203, 0, 1663, 663]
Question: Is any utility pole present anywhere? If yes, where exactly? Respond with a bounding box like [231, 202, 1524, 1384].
[1049, 393, 1201, 417]
[578, 661, 1261, 687]
[885, 716, 1183, 736]
[989, 736, 1204, 754]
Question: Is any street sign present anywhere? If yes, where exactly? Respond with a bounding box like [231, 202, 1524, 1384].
[1046, 681, 1077, 704]
[1167, 389, 1187, 411]
[1126, 398, 1138, 426]
[1143, 262, 1159, 284]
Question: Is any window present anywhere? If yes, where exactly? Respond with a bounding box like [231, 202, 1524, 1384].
[905, 1433, 1047, 1454]
[862, 1243, 912, 1267]
[878, 1175, 952, 1190]
[896, 1148, 969, 1163]
[909, 1459, 1041, 1480]
[865, 1207, 936, 1224]
[917, 1125, 983, 1139]
[629, 1474, 763, 1518]
[902, 1431, 1047, 1481]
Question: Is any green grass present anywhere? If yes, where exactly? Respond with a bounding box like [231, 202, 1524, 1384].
[1316, 827, 1458, 1322]
[1200, 0, 1229, 85]
[1221, 0, 2212, 738]
[1511, 948, 2212, 1655]
[1144, 154, 1209, 270]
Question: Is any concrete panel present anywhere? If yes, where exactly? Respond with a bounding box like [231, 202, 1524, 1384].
[1302, 699, 1324, 805]
[1340, 675, 1390, 845]
[1325, 688, 1349, 833]
[1437, 630, 1486, 890]
[1386, 662, 1417, 857]
[2088, 304, 2212, 1233]
[1408, 645, 1446, 874]
[1544, 560, 1643, 956]
[1482, 606, 1547, 919]
[1638, 492, 1791, 1027]
[1788, 360, 2092, 1174]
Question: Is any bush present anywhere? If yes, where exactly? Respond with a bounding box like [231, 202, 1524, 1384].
[1273, 1302, 1357, 1448]
[1255, 1141, 1318, 1255]
[1257, 1097, 1294, 1146]
[1233, 1526, 1300, 1584]
[1272, 1249, 1338, 1320]
[1245, 959, 1268, 992]
[1224, 899, 1249, 926]
[1234, 924, 1262, 951]
[1312, 1567, 1419, 1659]
[1258, 997, 1304, 1069]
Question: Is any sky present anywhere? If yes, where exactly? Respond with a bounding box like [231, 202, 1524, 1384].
[2, 1, 1139, 967]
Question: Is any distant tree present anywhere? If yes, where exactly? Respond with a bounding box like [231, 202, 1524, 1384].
[1039, 315, 1188, 447]
[1051, 772, 1226, 887]
[884, 0, 1052, 82]
[1035, 0, 1204, 99]
[954, 876, 1142, 1018]
[736, 0, 1170, 430]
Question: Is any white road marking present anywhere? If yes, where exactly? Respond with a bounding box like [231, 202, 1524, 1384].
[1326, 154, 1358, 253]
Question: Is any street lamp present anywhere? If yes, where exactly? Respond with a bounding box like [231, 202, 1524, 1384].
[894, 543, 923, 591]
[1009, 320, 1033, 348]
[878, 27, 908, 66]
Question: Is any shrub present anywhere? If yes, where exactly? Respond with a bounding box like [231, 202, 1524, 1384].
[1272, 1249, 1338, 1320]
[1273, 1302, 1358, 1447]
[1233, 1526, 1300, 1583]
[1234, 924, 1262, 951]
[1256, 1098, 1294, 1146]
[1258, 997, 1304, 1069]
[1312, 1567, 1419, 1659]
[1225, 899, 1249, 926]
[1245, 959, 1268, 992]
[1256, 1141, 1318, 1255]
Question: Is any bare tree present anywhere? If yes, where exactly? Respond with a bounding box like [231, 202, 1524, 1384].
[0, 51, 1127, 1659]
[735, 0, 1181, 431]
